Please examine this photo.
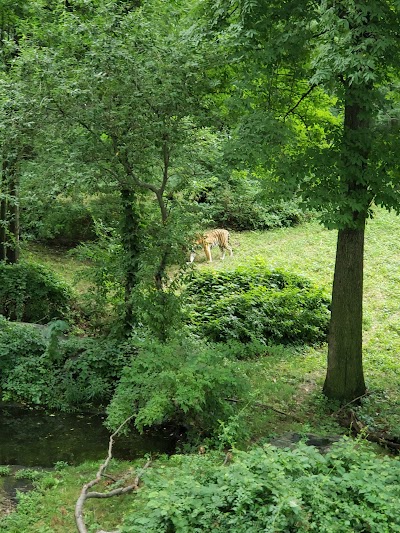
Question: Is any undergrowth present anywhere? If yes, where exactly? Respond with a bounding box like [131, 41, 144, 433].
[122, 439, 400, 533]
[184, 261, 330, 344]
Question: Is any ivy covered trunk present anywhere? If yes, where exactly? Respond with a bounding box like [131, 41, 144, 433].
[0, 194, 7, 262]
[0, 159, 20, 264]
[323, 224, 366, 400]
[6, 175, 20, 264]
[120, 187, 141, 334]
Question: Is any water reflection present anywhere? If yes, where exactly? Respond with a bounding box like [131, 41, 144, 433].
[0, 405, 176, 467]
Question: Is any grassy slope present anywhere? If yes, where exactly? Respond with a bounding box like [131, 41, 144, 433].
[193, 207, 400, 437]
[23, 243, 91, 293]
[3, 208, 399, 532]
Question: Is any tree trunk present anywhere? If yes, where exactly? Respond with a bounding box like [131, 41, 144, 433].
[5, 176, 20, 264]
[120, 187, 141, 334]
[0, 159, 8, 261]
[322, 70, 372, 402]
[0, 196, 7, 262]
[0, 158, 20, 264]
[323, 224, 366, 401]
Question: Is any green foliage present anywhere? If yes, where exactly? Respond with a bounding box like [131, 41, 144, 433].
[106, 335, 249, 438]
[184, 261, 330, 345]
[20, 197, 96, 246]
[0, 317, 45, 374]
[0, 466, 11, 477]
[0, 318, 129, 409]
[201, 172, 308, 231]
[14, 469, 43, 481]
[0, 261, 73, 323]
[73, 225, 126, 332]
[122, 440, 400, 532]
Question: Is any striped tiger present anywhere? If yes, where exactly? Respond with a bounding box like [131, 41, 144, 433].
[189, 229, 233, 263]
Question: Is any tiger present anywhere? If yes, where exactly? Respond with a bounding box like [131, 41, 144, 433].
[189, 229, 233, 263]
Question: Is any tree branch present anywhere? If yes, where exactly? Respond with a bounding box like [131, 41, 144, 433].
[348, 410, 400, 453]
[224, 397, 302, 421]
[75, 414, 151, 533]
[283, 84, 316, 120]
[330, 391, 371, 417]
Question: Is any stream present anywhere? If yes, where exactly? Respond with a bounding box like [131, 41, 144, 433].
[0, 405, 176, 467]
[0, 405, 177, 511]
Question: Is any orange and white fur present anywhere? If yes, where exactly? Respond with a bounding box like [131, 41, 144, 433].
[189, 229, 233, 263]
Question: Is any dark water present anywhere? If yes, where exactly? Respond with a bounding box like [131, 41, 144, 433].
[0, 406, 176, 468]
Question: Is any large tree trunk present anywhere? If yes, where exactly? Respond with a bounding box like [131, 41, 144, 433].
[323, 79, 370, 402]
[323, 224, 366, 401]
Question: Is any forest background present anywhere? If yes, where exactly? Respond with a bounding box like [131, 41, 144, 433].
[1, 1, 400, 532]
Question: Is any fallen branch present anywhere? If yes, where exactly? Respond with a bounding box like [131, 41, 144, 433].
[330, 391, 371, 417]
[349, 409, 400, 453]
[75, 414, 151, 533]
[225, 397, 301, 421]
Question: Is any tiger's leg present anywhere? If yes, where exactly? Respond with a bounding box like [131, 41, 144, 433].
[220, 244, 233, 260]
[204, 244, 212, 262]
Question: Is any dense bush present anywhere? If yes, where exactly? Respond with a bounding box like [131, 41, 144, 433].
[106, 335, 249, 438]
[0, 318, 46, 375]
[184, 262, 330, 345]
[21, 198, 96, 245]
[196, 172, 309, 231]
[0, 261, 73, 323]
[212, 193, 307, 231]
[0, 318, 129, 409]
[122, 439, 400, 532]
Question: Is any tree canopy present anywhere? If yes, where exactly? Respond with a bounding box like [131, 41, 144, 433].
[2, 0, 400, 401]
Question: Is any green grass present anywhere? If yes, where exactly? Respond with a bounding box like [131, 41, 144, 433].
[0, 460, 138, 533]
[23, 243, 91, 293]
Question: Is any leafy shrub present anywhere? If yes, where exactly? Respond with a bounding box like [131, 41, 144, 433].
[184, 261, 330, 345]
[106, 335, 249, 438]
[197, 171, 309, 231]
[122, 439, 400, 532]
[21, 198, 96, 246]
[0, 318, 46, 374]
[0, 261, 73, 323]
[0, 318, 129, 409]
[0, 466, 11, 476]
[212, 192, 307, 231]
[53, 337, 131, 408]
[14, 469, 43, 481]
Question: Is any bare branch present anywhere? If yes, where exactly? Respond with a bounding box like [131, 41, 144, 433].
[75, 414, 151, 533]
[330, 391, 371, 417]
[224, 397, 302, 421]
[282, 84, 316, 120]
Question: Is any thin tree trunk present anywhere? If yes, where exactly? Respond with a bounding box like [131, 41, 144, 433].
[0, 159, 8, 261]
[0, 196, 7, 261]
[323, 224, 366, 401]
[120, 188, 140, 334]
[6, 176, 19, 264]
